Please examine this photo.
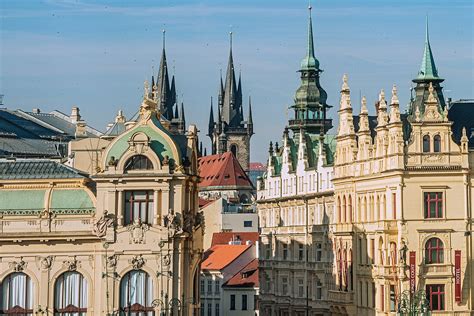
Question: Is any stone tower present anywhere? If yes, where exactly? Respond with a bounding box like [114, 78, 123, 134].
[207, 33, 254, 171]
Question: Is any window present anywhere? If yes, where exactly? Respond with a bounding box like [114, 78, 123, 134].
[120, 270, 153, 315]
[254, 295, 259, 310]
[424, 192, 443, 218]
[242, 294, 248, 310]
[214, 279, 220, 294]
[207, 303, 212, 316]
[423, 135, 430, 152]
[124, 191, 154, 225]
[230, 294, 236, 310]
[281, 277, 288, 295]
[230, 144, 238, 157]
[200, 303, 204, 316]
[425, 238, 444, 264]
[298, 244, 304, 261]
[215, 303, 220, 316]
[315, 243, 322, 262]
[434, 135, 441, 152]
[282, 244, 288, 260]
[55, 271, 88, 315]
[124, 155, 153, 171]
[200, 279, 205, 294]
[315, 279, 322, 300]
[298, 279, 304, 297]
[426, 284, 445, 311]
[390, 285, 396, 312]
[392, 192, 396, 219]
[380, 285, 385, 312]
[207, 279, 212, 294]
[1, 272, 33, 315]
[243, 220, 253, 227]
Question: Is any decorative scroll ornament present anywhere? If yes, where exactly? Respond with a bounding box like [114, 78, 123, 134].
[126, 218, 150, 244]
[128, 132, 150, 155]
[10, 258, 27, 272]
[39, 256, 53, 270]
[63, 257, 78, 271]
[131, 255, 145, 270]
[92, 210, 115, 238]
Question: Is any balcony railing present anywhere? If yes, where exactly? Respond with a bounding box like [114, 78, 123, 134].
[328, 290, 354, 304]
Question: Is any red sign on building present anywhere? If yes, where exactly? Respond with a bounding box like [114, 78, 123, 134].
[455, 250, 462, 303]
[409, 251, 416, 293]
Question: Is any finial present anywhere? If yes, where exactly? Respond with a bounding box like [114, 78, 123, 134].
[391, 84, 399, 104]
[425, 15, 429, 43]
[379, 89, 385, 101]
[341, 73, 349, 91]
[229, 30, 233, 51]
[144, 80, 149, 98]
[361, 96, 368, 114]
[427, 82, 437, 103]
[162, 29, 166, 50]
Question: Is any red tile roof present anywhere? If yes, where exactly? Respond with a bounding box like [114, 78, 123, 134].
[211, 232, 259, 247]
[249, 162, 266, 171]
[224, 258, 259, 288]
[198, 152, 253, 189]
[201, 244, 251, 271]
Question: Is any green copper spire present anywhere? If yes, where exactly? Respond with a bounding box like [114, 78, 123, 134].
[417, 17, 439, 80]
[300, 5, 320, 70]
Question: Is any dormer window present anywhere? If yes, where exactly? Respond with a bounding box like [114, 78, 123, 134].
[423, 135, 430, 152]
[433, 135, 441, 152]
[124, 155, 153, 171]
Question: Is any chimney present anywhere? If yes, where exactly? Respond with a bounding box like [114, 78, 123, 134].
[32, 108, 40, 114]
[75, 121, 87, 138]
[70, 106, 81, 123]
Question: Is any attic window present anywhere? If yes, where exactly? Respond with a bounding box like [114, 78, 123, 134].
[124, 155, 153, 171]
[224, 174, 230, 179]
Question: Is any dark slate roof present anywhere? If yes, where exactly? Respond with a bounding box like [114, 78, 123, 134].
[0, 159, 89, 180]
[448, 99, 474, 148]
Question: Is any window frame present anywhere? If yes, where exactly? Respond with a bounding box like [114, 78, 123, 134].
[422, 135, 430, 152]
[0, 272, 34, 315]
[124, 154, 153, 172]
[54, 271, 88, 315]
[241, 294, 248, 310]
[119, 270, 153, 314]
[230, 294, 236, 310]
[425, 237, 444, 264]
[423, 192, 444, 219]
[426, 284, 445, 311]
[124, 190, 154, 225]
[433, 134, 441, 153]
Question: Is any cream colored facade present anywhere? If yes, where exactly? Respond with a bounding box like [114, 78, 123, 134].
[331, 72, 473, 315]
[0, 92, 204, 315]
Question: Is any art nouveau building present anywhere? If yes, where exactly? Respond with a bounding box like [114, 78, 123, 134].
[330, 24, 474, 315]
[0, 86, 204, 315]
[257, 7, 336, 316]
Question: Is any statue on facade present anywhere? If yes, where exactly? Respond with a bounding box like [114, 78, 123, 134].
[163, 209, 183, 236]
[92, 210, 114, 238]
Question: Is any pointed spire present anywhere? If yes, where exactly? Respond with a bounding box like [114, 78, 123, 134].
[300, 4, 319, 70]
[389, 84, 401, 122]
[174, 103, 179, 119]
[180, 102, 185, 122]
[377, 89, 389, 127]
[417, 16, 439, 80]
[339, 74, 351, 111]
[359, 96, 370, 133]
[361, 96, 368, 115]
[248, 96, 253, 125]
[204, 147, 207, 156]
[208, 97, 215, 135]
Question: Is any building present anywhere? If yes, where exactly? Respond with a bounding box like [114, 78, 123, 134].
[0, 83, 204, 315]
[0, 106, 101, 158]
[207, 33, 254, 171]
[198, 151, 257, 249]
[257, 6, 336, 316]
[248, 162, 266, 187]
[200, 232, 259, 316]
[330, 22, 474, 315]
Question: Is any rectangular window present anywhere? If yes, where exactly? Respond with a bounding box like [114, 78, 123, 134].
[392, 192, 397, 219]
[215, 279, 220, 294]
[370, 239, 375, 264]
[200, 279, 205, 294]
[316, 243, 322, 262]
[124, 190, 154, 225]
[426, 284, 445, 311]
[230, 294, 236, 310]
[298, 279, 304, 297]
[372, 282, 376, 308]
[390, 285, 396, 312]
[283, 244, 288, 260]
[299, 244, 304, 261]
[380, 285, 385, 312]
[254, 295, 259, 310]
[242, 294, 248, 310]
[200, 303, 204, 316]
[316, 280, 322, 299]
[282, 277, 288, 295]
[424, 192, 443, 218]
[207, 279, 212, 294]
[215, 303, 220, 316]
[358, 238, 363, 264]
[244, 220, 253, 227]
[207, 303, 212, 316]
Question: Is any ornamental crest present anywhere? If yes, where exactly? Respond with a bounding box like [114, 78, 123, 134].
[127, 218, 150, 244]
[130, 255, 146, 270]
[39, 256, 53, 270]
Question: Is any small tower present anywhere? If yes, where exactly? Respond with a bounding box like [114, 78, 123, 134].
[208, 32, 254, 171]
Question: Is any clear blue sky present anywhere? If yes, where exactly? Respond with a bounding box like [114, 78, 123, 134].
[1, 0, 473, 162]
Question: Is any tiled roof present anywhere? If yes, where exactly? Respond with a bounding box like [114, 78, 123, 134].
[211, 232, 259, 247]
[448, 99, 474, 148]
[0, 159, 88, 180]
[249, 162, 266, 171]
[224, 258, 259, 288]
[200, 244, 251, 271]
[198, 152, 253, 189]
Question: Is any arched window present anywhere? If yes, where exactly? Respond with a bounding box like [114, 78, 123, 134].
[120, 270, 153, 315]
[230, 144, 238, 157]
[348, 195, 352, 223]
[1, 272, 33, 315]
[423, 135, 430, 152]
[425, 238, 444, 264]
[54, 271, 87, 315]
[125, 155, 153, 171]
[433, 135, 441, 152]
[342, 196, 347, 223]
[337, 196, 341, 223]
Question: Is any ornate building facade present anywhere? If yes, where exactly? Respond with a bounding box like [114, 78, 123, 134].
[257, 7, 336, 316]
[0, 84, 204, 315]
[330, 23, 474, 315]
[208, 34, 254, 171]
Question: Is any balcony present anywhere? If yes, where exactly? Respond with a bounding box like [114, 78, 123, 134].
[328, 290, 354, 304]
[375, 220, 398, 232]
[420, 263, 451, 276]
[288, 118, 333, 130]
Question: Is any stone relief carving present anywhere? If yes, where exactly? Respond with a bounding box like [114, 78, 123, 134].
[194, 211, 205, 231]
[63, 257, 78, 271]
[126, 218, 150, 244]
[10, 257, 27, 272]
[130, 255, 145, 270]
[163, 209, 183, 236]
[39, 256, 53, 270]
[106, 254, 118, 269]
[92, 210, 115, 238]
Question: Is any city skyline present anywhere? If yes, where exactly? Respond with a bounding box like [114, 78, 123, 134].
[1, 0, 473, 162]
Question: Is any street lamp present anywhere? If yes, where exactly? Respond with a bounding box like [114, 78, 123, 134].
[397, 290, 431, 316]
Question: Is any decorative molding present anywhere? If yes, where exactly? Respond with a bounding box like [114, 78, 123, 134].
[92, 210, 115, 238]
[63, 257, 78, 271]
[130, 255, 146, 270]
[126, 219, 150, 244]
[39, 256, 53, 270]
[9, 257, 27, 272]
[106, 254, 118, 269]
[0, 208, 95, 217]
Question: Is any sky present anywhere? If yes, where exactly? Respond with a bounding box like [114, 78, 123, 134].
[1, 0, 473, 163]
